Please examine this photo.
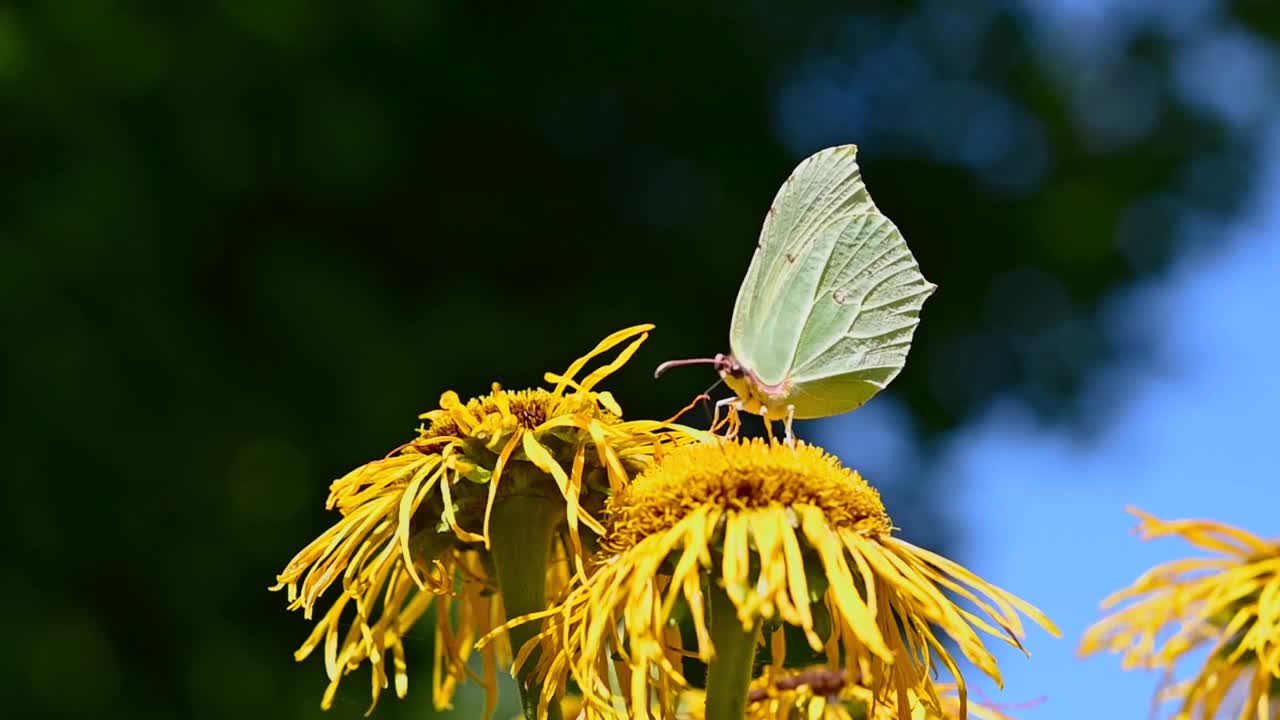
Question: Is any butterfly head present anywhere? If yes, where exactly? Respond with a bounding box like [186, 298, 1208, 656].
[715, 353, 744, 379]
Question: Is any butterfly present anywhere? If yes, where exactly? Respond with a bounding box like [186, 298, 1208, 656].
[657, 145, 934, 443]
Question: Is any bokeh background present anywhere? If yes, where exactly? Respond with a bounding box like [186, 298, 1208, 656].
[5, 1, 1279, 718]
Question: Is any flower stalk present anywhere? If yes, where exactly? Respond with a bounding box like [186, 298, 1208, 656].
[490, 492, 566, 720]
[705, 580, 763, 720]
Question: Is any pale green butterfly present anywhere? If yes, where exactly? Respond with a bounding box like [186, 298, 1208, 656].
[657, 145, 935, 442]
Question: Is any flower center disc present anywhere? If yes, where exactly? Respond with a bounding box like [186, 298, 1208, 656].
[604, 439, 893, 553]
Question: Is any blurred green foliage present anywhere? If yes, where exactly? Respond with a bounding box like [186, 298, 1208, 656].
[2, 2, 1275, 718]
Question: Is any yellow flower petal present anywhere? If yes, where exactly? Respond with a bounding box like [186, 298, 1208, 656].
[526, 440, 1054, 718]
[1082, 508, 1280, 720]
[273, 325, 699, 714]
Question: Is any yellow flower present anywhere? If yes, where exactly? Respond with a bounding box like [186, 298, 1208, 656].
[520, 439, 1058, 720]
[271, 325, 706, 715]
[1080, 507, 1280, 720]
[740, 667, 875, 720]
[677, 670, 1018, 720]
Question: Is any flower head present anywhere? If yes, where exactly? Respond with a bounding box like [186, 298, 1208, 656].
[524, 438, 1058, 719]
[271, 325, 705, 714]
[677, 670, 1018, 720]
[1080, 507, 1280, 720]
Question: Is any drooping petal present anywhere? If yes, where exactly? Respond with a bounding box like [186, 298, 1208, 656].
[1081, 508, 1280, 720]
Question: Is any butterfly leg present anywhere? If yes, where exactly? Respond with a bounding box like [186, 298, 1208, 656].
[712, 397, 739, 438]
[783, 405, 796, 446]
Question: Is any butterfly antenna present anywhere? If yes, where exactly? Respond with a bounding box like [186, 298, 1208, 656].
[654, 357, 725, 379]
[697, 376, 726, 425]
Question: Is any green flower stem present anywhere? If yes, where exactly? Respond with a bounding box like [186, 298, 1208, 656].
[489, 494, 565, 720]
[705, 581, 762, 720]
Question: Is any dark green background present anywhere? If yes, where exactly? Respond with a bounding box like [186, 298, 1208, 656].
[3, 2, 1274, 718]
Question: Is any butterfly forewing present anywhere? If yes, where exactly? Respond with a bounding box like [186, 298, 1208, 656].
[729, 145, 879, 385]
[728, 145, 934, 414]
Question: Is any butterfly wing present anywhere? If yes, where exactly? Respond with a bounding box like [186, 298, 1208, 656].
[785, 211, 934, 417]
[729, 145, 877, 386]
[729, 145, 934, 418]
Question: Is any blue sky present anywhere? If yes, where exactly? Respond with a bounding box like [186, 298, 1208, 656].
[815, 117, 1280, 720]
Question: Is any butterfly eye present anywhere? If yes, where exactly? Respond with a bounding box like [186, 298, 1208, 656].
[711, 355, 731, 374]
